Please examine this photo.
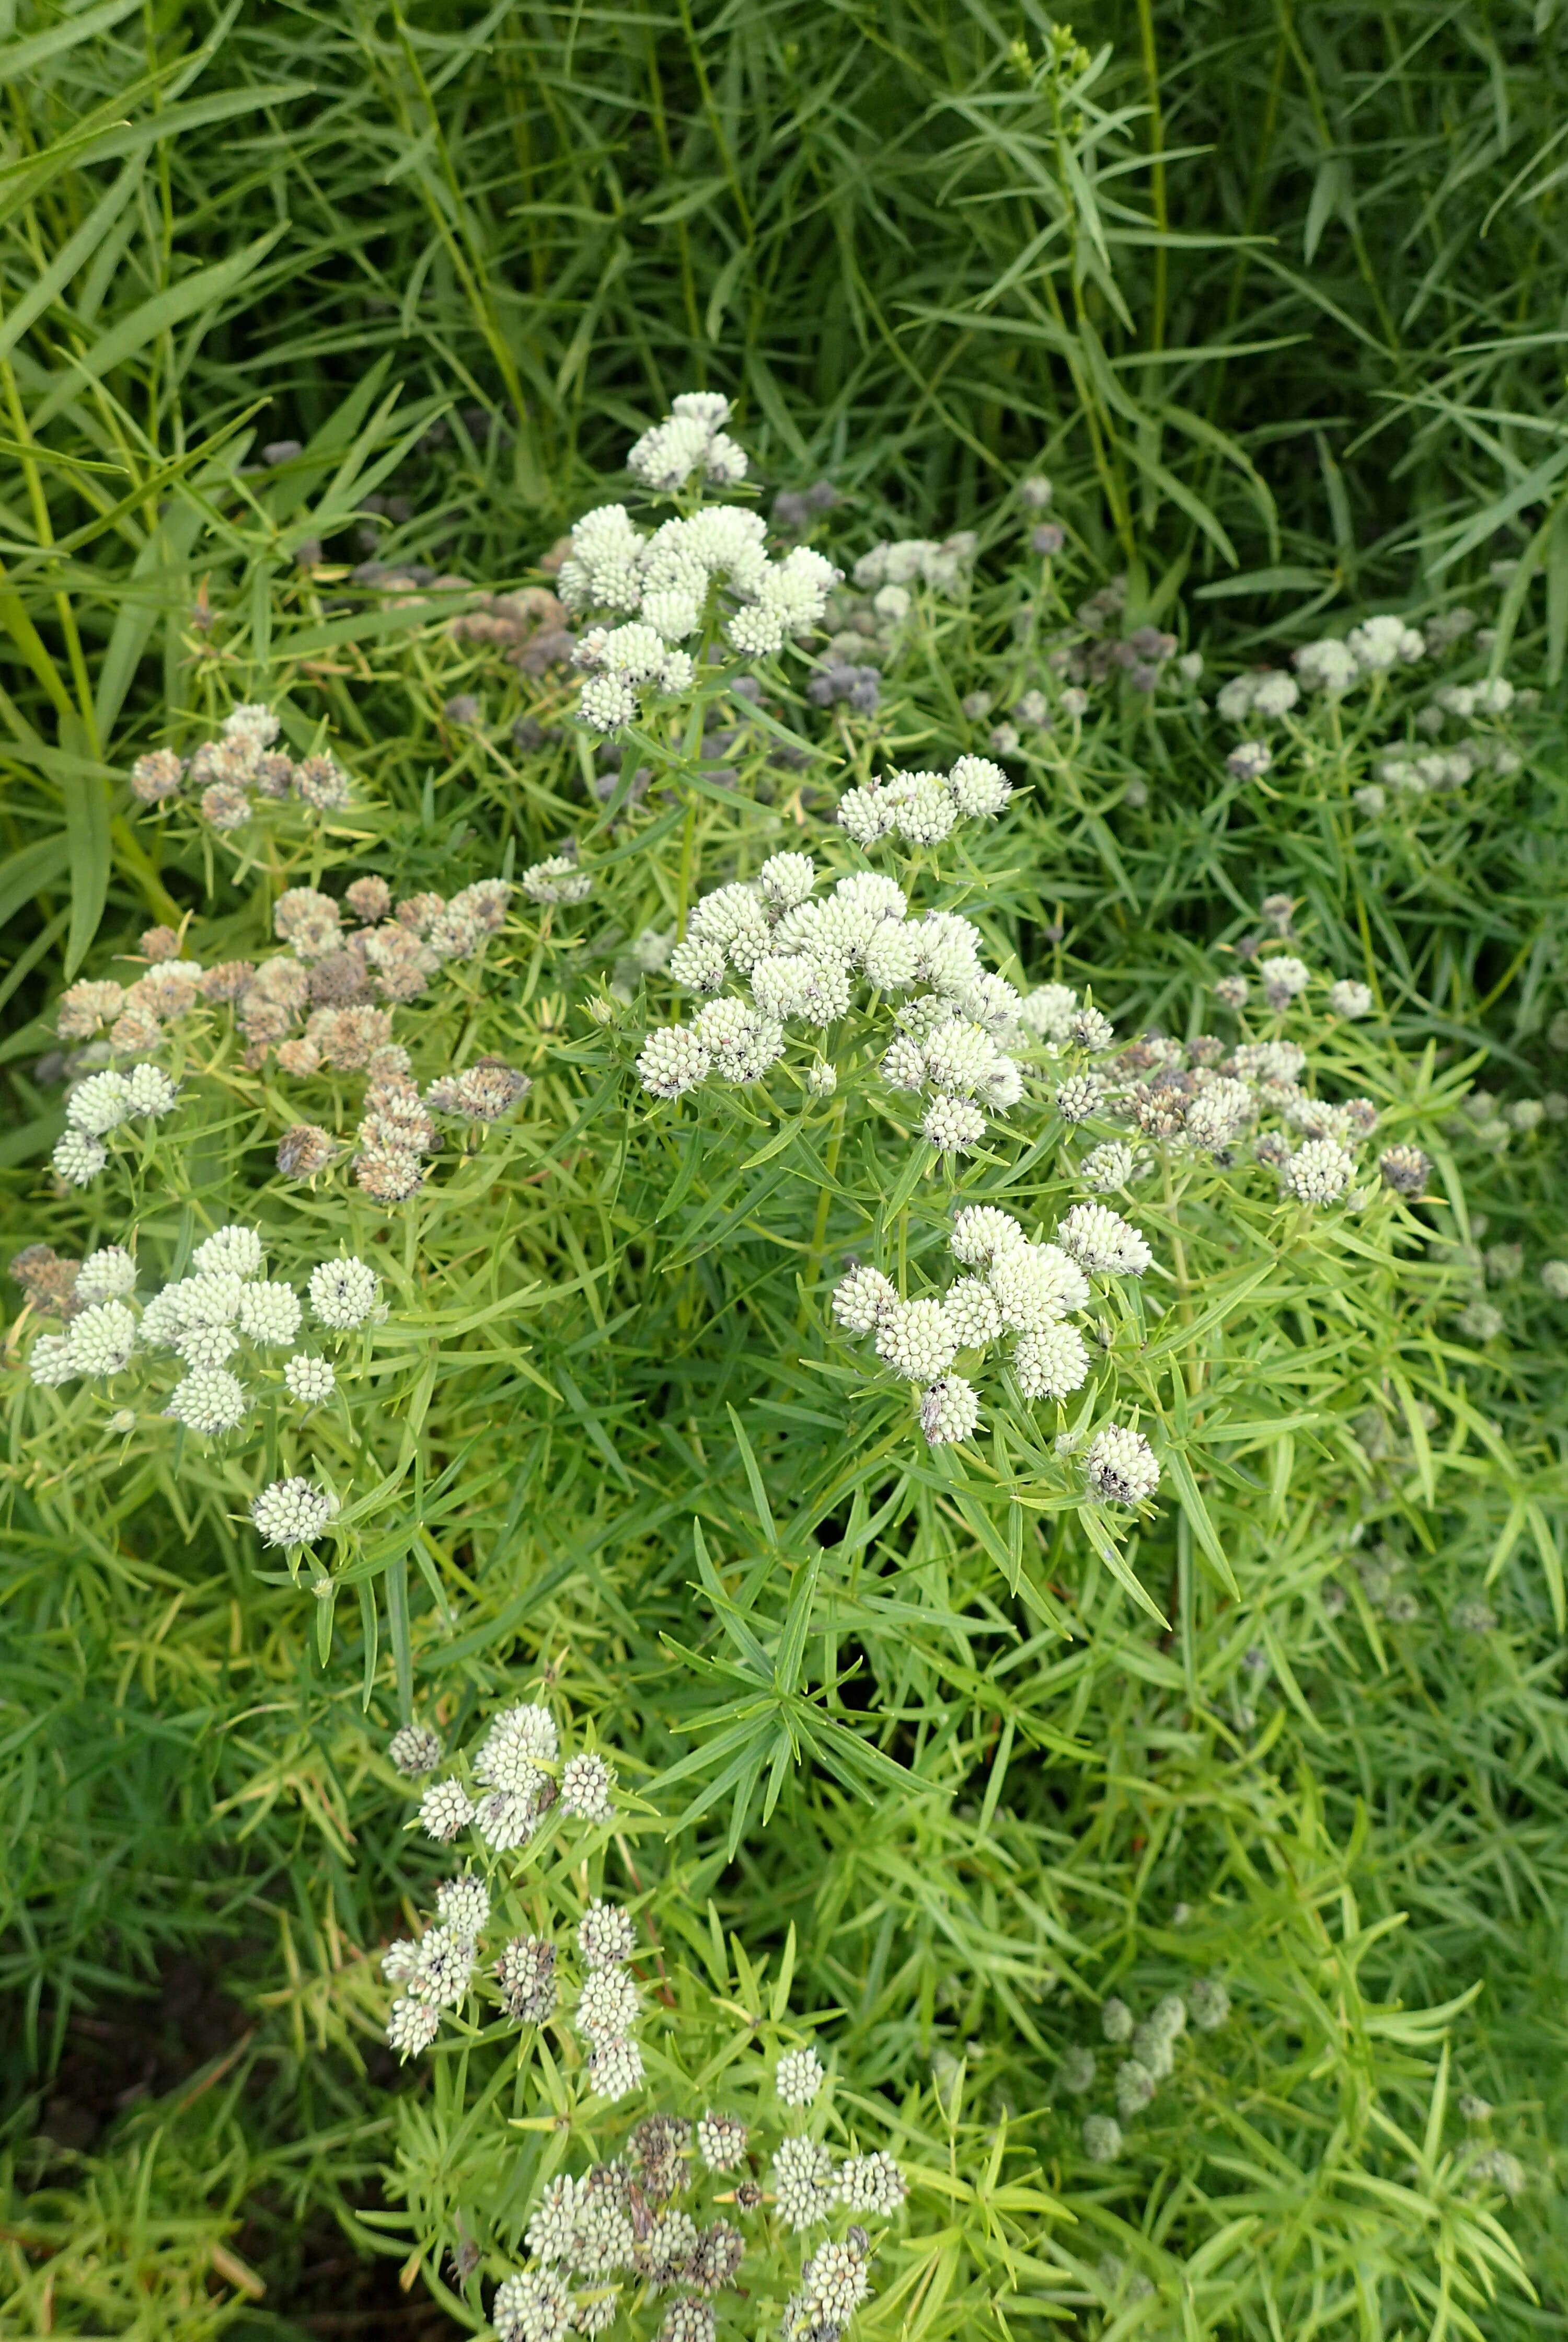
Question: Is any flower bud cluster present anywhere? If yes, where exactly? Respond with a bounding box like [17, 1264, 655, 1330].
[1073, 1980, 1228, 2163]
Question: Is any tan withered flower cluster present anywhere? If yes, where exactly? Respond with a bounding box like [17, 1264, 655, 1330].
[447, 585, 578, 674]
[129, 704, 350, 831]
[54, 876, 512, 1073]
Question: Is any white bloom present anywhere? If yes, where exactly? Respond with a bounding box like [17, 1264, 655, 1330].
[389, 1723, 443, 1775]
[1081, 1141, 1135, 1192]
[989, 1243, 1089, 1333]
[251, 1476, 336, 1546]
[588, 2036, 644, 2100]
[773, 2135, 835, 2229]
[1057, 1202, 1152, 1277]
[309, 1256, 380, 1328]
[124, 1064, 179, 1118]
[1253, 671, 1299, 719]
[801, 2238, 871, 2327]
[1019, 983, 1079, 1042]
[577, 1965, 640, 2047]
[1346, 613, 1424, 673]
[777, 2045, 825, 2104]
[283, 1353, 335, 1405]
[165, 1368, 248, 1434]
[527, 2174, 589, 2265]
[920, 1374, 979, 1445]
[1283, 1138, 1356, 1204]
[29, 1334, 76, 1387]
[192, 1225, 264, 1279]
[874, 1299, 959, 1383]
[386, 1997, 442, 2060]
[757, 852, 816, 909]
[75, 1246, 137, 1302]
[1013, 1324, 1090, 1399]
[52, 1130, 108, 1187]
[835, 2150, 907, 2216]
[1328, 980, 1374, 1017]
[174, 1318, 239, 1370]
[561, 1751, 616, 1820]
[670, 933, 729, 993]
[237, 1280, 302, 1346]
[419, 1779, 475, 1842]
[693, 996, 785, 1083]
[806, 1061, 837, 1097]
[66, 1070, 132, 1136]
[950, 1206, 1026, 1267]
[63, 1300, 137, 1377]
[1085, 1424, 1160, 1505]
[943, 1277, 1004, 1348]
[833, 1265, 897, 1335]
[1260, 954, 1310, 1006]
[638, 1026, 711, 1099]
[947, 754, 1012, 818]
[923, 1094, 986, 1153]
[522, 854, 592, 906]
[493, 2266, 576, 2342]
[1293, 638, 1359, 694]
[579, 1899, 637, 1968]
[880, 1032, 928, 1092]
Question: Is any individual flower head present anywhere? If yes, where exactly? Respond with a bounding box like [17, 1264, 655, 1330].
[776, 2046, 825, 2106]
[420, 1780, 476, 1843]
[1328, 979, 1374, 1018]
[1187, 1978, 1230, 2031]
[498, 1935, 558, 2024]
[638, 1026, 711, 1099]
[283, 1353, 335, 1405]
[588, 2037, 645, 2100]
[560, 1751, 616, 1820]
[165, 1368, 248, 1435]
[63, 1300, 137, 1377]
[309, 1256, 381, 1328]
[579, 1900, 637, 1968]
[697, 2112, 748, 2172]
[389, 1723, 443, 1776]
[1082, 2115, 1122, 2164]
[1378, 1143, 1431, 1196]
[920, 1374, 979, 1446]
[74, 1246, 137, 1303]
[835, 2150, 907, 2215]
[251, 1477, 337, 1548]
[1057, 1203, 1152, 1277]
[1084, 1425, 1160, 1506]
[773, 2136, 835, 2230]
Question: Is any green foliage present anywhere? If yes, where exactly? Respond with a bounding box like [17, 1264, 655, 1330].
[2, 0, 1567, 2336]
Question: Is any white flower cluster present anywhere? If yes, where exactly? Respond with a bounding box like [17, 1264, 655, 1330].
[832, 1197, 1155, 1459]
[557, 401, 839, 731]
[627, 391, 748, 492]
[638, 857, 1079, 1159]
[1294, 615, 1424, 696]
[410, 1700, 618, 1862]
[129, 702, 351, 831]
[384, 1872, 496, 2061]
[51, 1062, 179, 1186]
[771, 2130, 907, 2235]
[835, 755, 1011, 849]
[26, 1229, 379, 1451]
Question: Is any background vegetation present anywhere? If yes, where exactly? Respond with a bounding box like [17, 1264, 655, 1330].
[2, 0, 1567, 2336]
